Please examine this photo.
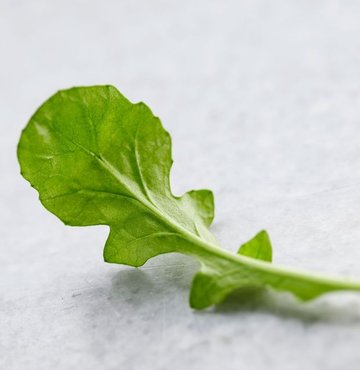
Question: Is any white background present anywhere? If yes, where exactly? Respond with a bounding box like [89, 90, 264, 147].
[2, 1, 360, 369]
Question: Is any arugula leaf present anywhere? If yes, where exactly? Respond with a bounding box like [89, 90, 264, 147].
[17, 85, 360, 309]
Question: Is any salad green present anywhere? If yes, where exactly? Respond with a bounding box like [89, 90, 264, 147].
[17, 85, 360, 309]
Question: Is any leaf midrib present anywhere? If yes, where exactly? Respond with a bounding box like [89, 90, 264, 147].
[97, 153, 360, 288]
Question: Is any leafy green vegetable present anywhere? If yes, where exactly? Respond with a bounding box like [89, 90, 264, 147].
[17, 85, 360, 309]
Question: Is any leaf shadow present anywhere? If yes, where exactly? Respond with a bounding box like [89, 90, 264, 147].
[108, 254, 199, 309]
[210, 286, 360, 325]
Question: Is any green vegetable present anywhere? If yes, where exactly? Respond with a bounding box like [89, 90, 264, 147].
[17, 85, 360, 309]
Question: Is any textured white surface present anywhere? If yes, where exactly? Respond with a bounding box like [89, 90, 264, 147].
[2, 1, 360, 369]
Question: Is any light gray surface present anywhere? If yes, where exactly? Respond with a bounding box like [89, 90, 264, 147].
[2, 1, 360, 369]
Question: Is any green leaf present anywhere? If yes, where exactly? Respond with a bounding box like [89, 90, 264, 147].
[238, 230, 272, 262]
[18, 85, 360, 310]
